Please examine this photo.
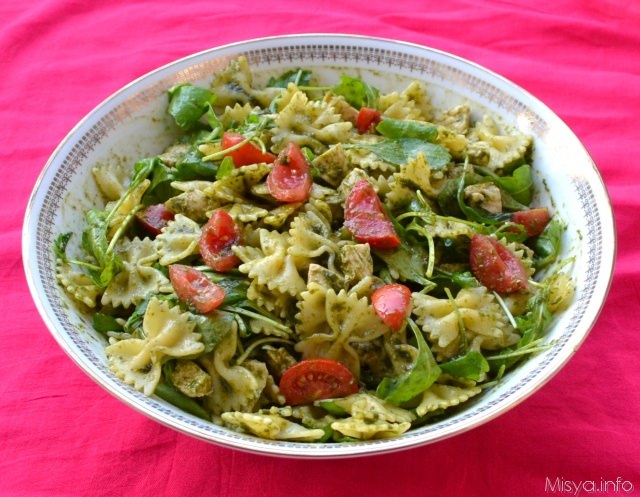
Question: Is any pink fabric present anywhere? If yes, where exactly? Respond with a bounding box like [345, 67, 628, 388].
[2, 1, 639, 495]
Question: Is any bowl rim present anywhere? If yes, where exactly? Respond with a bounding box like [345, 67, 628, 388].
[22, 33, 616, 458]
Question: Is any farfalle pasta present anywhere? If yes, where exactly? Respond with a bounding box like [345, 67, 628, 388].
[54, 55, 573, 443]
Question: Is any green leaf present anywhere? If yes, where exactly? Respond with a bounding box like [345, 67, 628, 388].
[267, 69, 313, 88]
[189, 311, 236, 353]
[53, 232, 72, 261]
[433, 270, 480, 290]
[92, 312, 123, 334]
[354, 138, 451, 169]
[376, 118, 438, 142]
[439, 351, 489, 381]
[533, 218, 564, 269]
[479, 164, 533, 206]
[174, 147, 219, 181]
[215, 156, 235, 179]
[376, 320, 441, 405]
[167, 83, 217, 130]
[332, 75, 379, 109]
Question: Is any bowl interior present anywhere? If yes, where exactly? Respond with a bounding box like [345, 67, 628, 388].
[23, 34, 615, 458]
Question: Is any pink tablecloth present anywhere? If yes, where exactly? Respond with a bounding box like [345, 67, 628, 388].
[2, 1, 639, 496]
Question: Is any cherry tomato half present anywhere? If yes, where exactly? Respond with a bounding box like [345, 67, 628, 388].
[199, 209, 241, 272]
[221, 131, 276, 167]
[469, 234, 528, 294]
[266, 142, 313, 203]
[511, 208, 551, 238]
[136, 204, 174, 236]
[344, 179, 400, 249]
[279, 358, 359, 406]
[169, 264, 226, 314]
[372, 283, 412, 331]
[356, 107, 382, 134]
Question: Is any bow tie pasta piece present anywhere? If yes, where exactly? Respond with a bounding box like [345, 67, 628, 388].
[415, 383, 483, 417]
[92, 162, 131, 201]
[295, 283, 390, 377]
[412, 287, 520, 361]
[209, 55, 280, 110]
[270, 87, 353, 154]
[101, 237, 170, 309]
[287, 203, 340, 271]
[221, 411, 325, 442]
[385, 151, 447, 209]
[56, 260, 102, 308]
[155, 214, 201, 266]
[234, 228, 306, 298]
[328, 393, 415, 441]
[434, 104, 471, 136]
[200, 327, 269, 415]
[106, 297, 204, 395]
[203, 162, 271, 205]
[378, 80, 433, 122]
[467, 114, 533, 173]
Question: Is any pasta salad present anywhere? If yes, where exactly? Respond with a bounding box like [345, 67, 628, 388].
[55, 56, 574, 442]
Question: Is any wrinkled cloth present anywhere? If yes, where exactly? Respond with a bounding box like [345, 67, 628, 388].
[2, 1, 639, 496]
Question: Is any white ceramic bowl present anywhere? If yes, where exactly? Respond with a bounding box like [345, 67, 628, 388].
[23, 34, 615, 458]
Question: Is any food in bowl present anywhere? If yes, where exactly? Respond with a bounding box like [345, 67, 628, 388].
[53, 55, 574, 443]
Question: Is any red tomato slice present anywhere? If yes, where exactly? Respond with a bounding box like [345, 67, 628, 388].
[199, 209, 241, 272]
[136, 204, 174, 236]
[356, 107, 382, 134]
[266, 142, 312, 203]
[279, 358, 359, 406]
[169, 264, 226, 314]
[221, 131, 276, 167]
[344, 179, 400, 249]
[469, 234, 528, 294]
[511, 208, 551, 238]
[371, 283, 412, 331]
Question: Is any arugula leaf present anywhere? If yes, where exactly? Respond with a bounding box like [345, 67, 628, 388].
[53, 232, 72, 261]
[332, 75, 379, 109]
[433, 270, 480, 290]
[376, 118, 438, 142]
[267, 69, 313, 88]
[376, 319, 441, 405]
[352, 138, 451, 169]
[439, 351, 489, 381]
[167, 83, 217, 130]
[79, 158, 154, 287]
[81, 209, 123, 287]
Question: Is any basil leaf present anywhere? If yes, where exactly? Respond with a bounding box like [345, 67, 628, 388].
[355, 138, 451, 169]
[376, 118, 438, 142]
[377, 320, 441, 405]
[439, 351, 489, 381]
[168, 83, 217, 130]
